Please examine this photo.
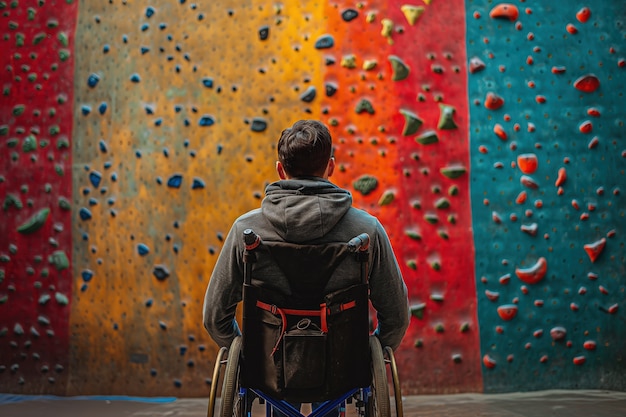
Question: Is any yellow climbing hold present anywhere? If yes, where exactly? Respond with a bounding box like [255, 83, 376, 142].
[363, 59, 377, 70]
[341, 54, 357, 69]
[401, 5, 425, 25]
[381, 18, 394, 44]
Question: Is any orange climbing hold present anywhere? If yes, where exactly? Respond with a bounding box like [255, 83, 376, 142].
[555, 167, 567, 187]
[515, 257, 547, 284]
[483, 354, 497, 369]
[579, 120, 593, 133]
[489, 3, 519, 21]
[517, 153, 538, 174]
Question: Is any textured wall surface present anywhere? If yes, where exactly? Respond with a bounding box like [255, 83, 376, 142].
[0, 0, 624, 397]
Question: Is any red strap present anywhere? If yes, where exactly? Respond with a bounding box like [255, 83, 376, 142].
[255, 299, 357, 355]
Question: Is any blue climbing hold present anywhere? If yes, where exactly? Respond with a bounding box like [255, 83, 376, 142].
[167, 174, 183, 188]
[81, 105, 91, 115]
[99, 140, 108, 153]
[130, 73, 141, 83]
[192, 178, 205, 189]
[98, 102, 108, 114]
[137, 243, 150, 256]
[89, 171, 102, 188]
[314, 34, 334, 49]
[87, 73, 100, 87]
[79, 207, 92, 221]
[199, 115, 215, 126]
[81, 269, 94, 282]
[146, 6, 155, 18]
[202, 77, 213, 88]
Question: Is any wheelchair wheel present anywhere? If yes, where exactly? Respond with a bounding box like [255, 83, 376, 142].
[207, 346, 229, 417]
[384, 346, 403, 417]
[367, 336, 391, 417]
[220, 336, 243, 417]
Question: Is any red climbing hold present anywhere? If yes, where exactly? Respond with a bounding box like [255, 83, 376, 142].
[579, 120, 593, 133]
[573, 356, 586, 366]
[576, 7, 591, 23]
[574, 74, 600, 93]
[515, 257, 547, 284]
[483, 354, 497, 369]
[555, 167, 567, 187]
[469, 56, 486, 73]
[493, 123, 507, 140]
[583, 340, 597, 350]
[484, 92, 504, 110]
[520, 175, 539, 189]
[583, 238, 606, 263]
[497, 304, 518, 321]
[517, 153, 538, 174]
[489, 4, 519, 21]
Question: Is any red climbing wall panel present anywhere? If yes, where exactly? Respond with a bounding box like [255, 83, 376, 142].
[0, 0, 78, 394]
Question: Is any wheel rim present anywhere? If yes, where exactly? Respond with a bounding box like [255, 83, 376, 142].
[369, 336, 391, 417]
[220, 337, 243, 417]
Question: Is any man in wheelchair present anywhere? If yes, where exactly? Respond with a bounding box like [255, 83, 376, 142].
[203, 120, 410, 417]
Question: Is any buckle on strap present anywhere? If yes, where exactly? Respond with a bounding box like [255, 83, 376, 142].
[326, 300, 357, 315]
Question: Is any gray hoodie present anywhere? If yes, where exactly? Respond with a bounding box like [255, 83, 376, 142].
[203, 178, 409, 350]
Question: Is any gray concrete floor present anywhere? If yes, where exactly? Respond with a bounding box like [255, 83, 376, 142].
[1, 389, 625, 417]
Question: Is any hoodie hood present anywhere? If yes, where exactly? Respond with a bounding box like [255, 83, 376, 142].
[261, 178, 353, 243]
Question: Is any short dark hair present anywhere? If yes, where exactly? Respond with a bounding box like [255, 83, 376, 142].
[277, 120, 332, 177]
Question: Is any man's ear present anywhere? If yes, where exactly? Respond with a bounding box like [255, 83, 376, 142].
[326, 157, 335, 178]
[276, 161, 288, 179]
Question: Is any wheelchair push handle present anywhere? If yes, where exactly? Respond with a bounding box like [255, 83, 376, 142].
[348, 233, 370, 252]
[243, 228, 261, 250]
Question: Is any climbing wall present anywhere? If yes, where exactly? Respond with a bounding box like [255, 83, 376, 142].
[1, 0, 624, 397]
[467, 1, 626, 391]
[0, 0, 78, 394]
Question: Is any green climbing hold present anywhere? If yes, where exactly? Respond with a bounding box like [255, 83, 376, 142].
[389, 55, 410, 81]
[400, 109, 423, 136]
[355, 99, 375, 114]
[23, 134, 37, 152]
[55, 292, 69, 305]
[437, 103, 457, 130]
[440, 165, 467, 178]
[49, 250, 69, 271]
[378, 190, 395, 206]
[353, 175, 378, 195]
[415, 130, 439, 145]
[17, 207, 50, 234]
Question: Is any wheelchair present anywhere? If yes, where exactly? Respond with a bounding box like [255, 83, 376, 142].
[208, 229, 403, 417]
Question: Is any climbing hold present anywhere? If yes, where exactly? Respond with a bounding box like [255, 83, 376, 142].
[355, 99, 374, 114]
[389, 55, 410, 81]
[258, 25, 269, 41]
[573, 74, 600, 93]
[246, 118, 266, 132]
[483, 354, 497, 369]
[576, 7, 591, 23]
[300, 86, 316, 103]
[468, 56, 486, 73]
[137, 243, 150, 256]
[353, 175, 378, 195]
[49, 251, 69, 271]
[314, 34, 334, 49]
[199, 115, 215, 127]
[325, 83, 337, 97]
[153, 265, 170, 281]
[378, 190, 395, 206]
[485, 290, 500, 302]
[484, 92, 504, 110]
[583, 238, 606, 263]
[381, 18, 394, 43]
[579, 121, 593, 133]
[437, 104, 457, 129]
[192, 178, 205, 189]
[517, 154, 538, 174]
[440, 165, 467, 179]
[400, 5, 425, 25]
[520, 175, 539, 189]
[17, 207, 50, 234]
[550, 326, 567, 341]
[341, 8, 358, 22]
[493, 123, 507, 140]
[400, 109, 423, 135]
[167, 174, 183, 188]
[497, 304, 518, 321]
[555, 167, 567, 187]
[415, 130, 439, 145]
[489, 4, 519, 21]
[410, 303, 426, 319]
[515, 257, 547, 284]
